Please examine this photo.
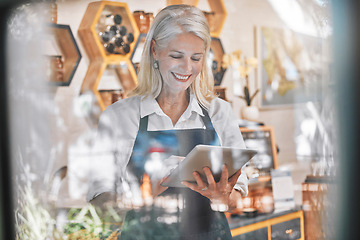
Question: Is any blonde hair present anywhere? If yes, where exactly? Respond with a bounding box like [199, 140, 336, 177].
[131, 4, 216, 109]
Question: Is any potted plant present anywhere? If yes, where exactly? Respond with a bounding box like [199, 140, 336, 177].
[223, 51, 260, 121]
[239, 56, 260, 120]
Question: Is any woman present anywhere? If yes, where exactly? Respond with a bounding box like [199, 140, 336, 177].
[88, 4, 248, 239]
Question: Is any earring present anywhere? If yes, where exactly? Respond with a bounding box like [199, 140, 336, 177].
[153, 60, 159, 69]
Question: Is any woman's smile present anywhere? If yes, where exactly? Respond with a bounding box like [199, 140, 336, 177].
[172, 72, 192, 82]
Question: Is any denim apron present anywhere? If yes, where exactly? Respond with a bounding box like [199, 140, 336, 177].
[120, 107, 232, 240]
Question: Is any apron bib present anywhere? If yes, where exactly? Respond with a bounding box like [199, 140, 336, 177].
[120, 108, 232, 240]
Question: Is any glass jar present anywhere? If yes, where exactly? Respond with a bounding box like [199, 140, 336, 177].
[50, 1, 57, 24]
[111, 90, 123, 104]
[133, 10, 147, 33]
[49, 55, 64, 82]
[145, 12, 154, 32]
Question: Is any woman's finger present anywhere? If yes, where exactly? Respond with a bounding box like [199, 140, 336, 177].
[220, 164, 229, 184]
[229, 169, 242, 186]
[192, 171, 206, 187]
[203, 167, 216, 187]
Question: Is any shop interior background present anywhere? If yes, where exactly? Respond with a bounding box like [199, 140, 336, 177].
[2, 0, 354, 239]
[39, 0, 333, 207]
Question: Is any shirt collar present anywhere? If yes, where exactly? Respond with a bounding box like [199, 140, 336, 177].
[140, 93, 204, 118]
[186, 93, 204, 117]
[140, 95, 162, 118]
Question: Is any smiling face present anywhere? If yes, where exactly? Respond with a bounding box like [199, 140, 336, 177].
[152, 32, 205, 97]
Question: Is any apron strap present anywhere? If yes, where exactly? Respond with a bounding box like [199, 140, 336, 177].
[138, 115, 149, 132]
[200, 106, 215, 130]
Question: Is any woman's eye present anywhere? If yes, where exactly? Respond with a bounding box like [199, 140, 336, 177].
[191, 57, 201, 62]
[170, 55, 202, 61]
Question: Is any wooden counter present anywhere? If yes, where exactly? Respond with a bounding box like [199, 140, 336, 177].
[229, 208, 304, 239]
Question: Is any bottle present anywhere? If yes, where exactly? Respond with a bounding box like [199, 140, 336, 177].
[116, 44, 131, 55]
[99, 31, 111, 43]
[109, 25, 118, 35]
[123, 33, 134, 44]
[118, 26, 127, 36]
[49, 55, 64, 82]
[104, 43, 115, 54]
[113, 14, 122, 25]
[145, 12, 154, 32]
[111, 90, 123, 104]
[122, 44, 131, 54]
[114, 38, 123, 54]
[133, 10, 146, 33]
[98, 24, 116, 43]
[50, 0, 57, 24]
[114, 37, 123, 47]
[100, 14, 122, 26]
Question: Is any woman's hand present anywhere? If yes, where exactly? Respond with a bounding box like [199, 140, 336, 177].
[181, 165, 242, 211]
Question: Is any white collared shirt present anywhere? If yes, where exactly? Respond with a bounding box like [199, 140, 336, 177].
[87, 94, 248, 201]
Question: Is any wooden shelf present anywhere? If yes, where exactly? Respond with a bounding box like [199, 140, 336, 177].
[166, 0, 227, 37]
[78, 1, 139, 111]
[44, 24, 81, 86]
[78, 1, 139, 60]
[83, 59, 137, 111]
[166, 0, 199, 6]
[207, 0, 227, 38]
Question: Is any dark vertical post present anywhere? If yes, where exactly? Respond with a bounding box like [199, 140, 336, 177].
[333, 0, 360, 239]
[0, 2, 15, 239]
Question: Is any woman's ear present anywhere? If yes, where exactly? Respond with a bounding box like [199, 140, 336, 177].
[150, 39, 157, 59]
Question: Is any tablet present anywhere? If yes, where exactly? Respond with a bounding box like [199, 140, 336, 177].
[161, 145, 258, 188]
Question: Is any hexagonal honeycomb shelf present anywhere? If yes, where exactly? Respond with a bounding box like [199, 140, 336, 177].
[206, 0, 227, 38]
[78, 1, 139, 111]
[78, 1, 139, 61]
[82, 59, 137, 112]
[166, 0, 199, 6]
[166, 0, 227, 37]
[44, 24, 81, 86]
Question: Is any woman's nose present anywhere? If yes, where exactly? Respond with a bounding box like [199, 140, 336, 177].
[180, 58, 192, 72]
